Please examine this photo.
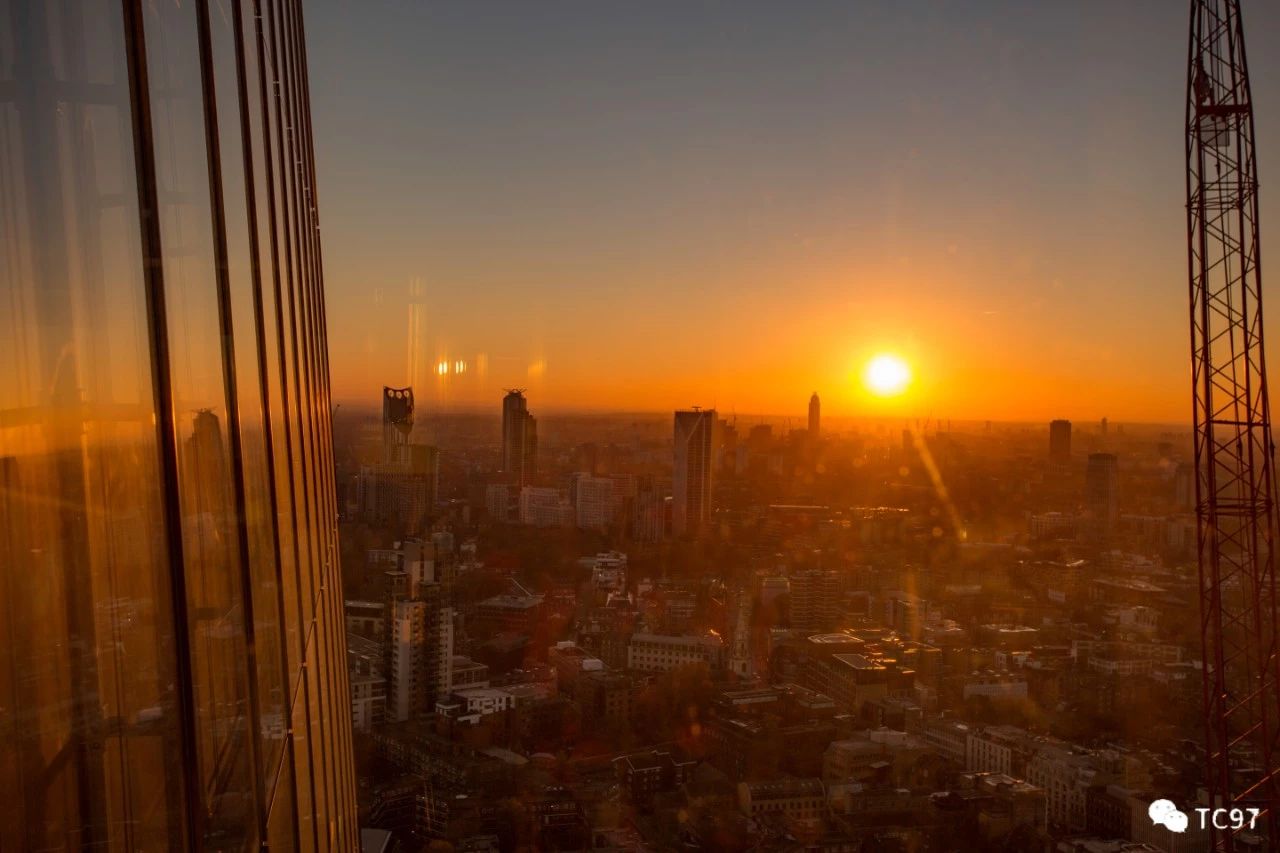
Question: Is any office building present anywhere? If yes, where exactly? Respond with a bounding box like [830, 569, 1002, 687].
[673, 408, 716, 537]
[502, 389, 538, 486]
[809, 392, 821, 435]
[627, 633, 725, 673]
[0, 1, 356, 846]
[1049, 419, 1071, 466]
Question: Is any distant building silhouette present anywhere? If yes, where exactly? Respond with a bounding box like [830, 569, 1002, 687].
[1086, 453, 1119, 537]
[383, 385, 415, 463]
[502, 390, 538, 486]
[673, 409, 716, 537]
[809, 392, 821, 436]
[1049, 419, 1072, 466]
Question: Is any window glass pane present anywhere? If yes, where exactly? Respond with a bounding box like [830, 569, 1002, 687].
[309, 625, 334, 853]
[292, 679, 316, 851]
[208, 0, 288, 795]
[267, 755, 298, 852]
[264, 0, 316, 648]
[141, 0, 256, 843]
[266, 0, 312, 678]
[243, 0, 302, 695]
[0, 1, 186, 848]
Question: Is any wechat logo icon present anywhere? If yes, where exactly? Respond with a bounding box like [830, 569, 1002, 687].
[1148, 799, 1189, 833]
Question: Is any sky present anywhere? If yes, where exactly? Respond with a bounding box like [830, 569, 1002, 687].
[305, 1, 1280, 423]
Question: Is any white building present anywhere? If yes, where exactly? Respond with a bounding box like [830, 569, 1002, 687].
[449, 687, 515, 716]
[519, 486, 573, 527]
[1026, 746, 1092, 830]
[921, 719, 970, 764]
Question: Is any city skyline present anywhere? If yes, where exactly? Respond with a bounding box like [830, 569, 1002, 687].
[6, 2, 1280, 850]
[308, 1, 1280, 422]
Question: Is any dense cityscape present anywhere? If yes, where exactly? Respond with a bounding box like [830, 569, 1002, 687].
[337, 386, 1210, 852]
[5, 0, 1280, 851]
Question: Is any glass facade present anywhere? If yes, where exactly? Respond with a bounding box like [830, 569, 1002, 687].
[0, 0, 357, 849]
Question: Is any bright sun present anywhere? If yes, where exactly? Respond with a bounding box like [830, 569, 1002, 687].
[864, 354, 911, 396]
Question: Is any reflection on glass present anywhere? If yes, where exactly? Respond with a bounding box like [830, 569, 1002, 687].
[0, 0, 355, 847]
[0, 0, 185, 848]
[143, 0, 257, 842]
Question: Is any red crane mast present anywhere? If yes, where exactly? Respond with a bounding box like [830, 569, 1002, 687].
[1186, 0, 1280, 847]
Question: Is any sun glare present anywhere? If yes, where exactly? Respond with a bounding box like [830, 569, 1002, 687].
[865, 354, 911, 397]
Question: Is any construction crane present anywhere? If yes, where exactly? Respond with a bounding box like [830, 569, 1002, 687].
[1186, 0, 1280, 847]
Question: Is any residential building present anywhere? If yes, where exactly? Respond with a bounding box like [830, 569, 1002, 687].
[502, 390, 538, 486]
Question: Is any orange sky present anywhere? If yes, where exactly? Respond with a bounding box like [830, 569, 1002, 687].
[308, 2, 1280, 424]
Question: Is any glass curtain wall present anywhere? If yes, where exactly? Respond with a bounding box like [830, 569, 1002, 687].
[0, 0, 357, 848]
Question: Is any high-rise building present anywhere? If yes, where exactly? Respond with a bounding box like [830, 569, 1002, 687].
[1049, 419, 1072, 466]
[502, 389, 538, 486]
[1086, 453, 1120, 537]
[387, 587, 454, 722]
[789, 568, 839, 633]
[630, 475, 668, 542]
[383, 385, 416, 463]
[809, 392, 821, 436]
[573, 473, 621, 531]
[354, 386, 439, 533]
[673, 409, 717, 537]
[0, 1, 356, 847]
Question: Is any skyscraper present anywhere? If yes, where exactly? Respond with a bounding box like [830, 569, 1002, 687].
[383, 385, 416, 463]
[502, 389, 538, 486]
[809, 392, 821, 435]
[0, 1, 356, 847]
[1086, 453, 1120, 537]
[355, 386, 439, 533]
[1049, 419, 1072, 466]
[673, 408, 716, 537]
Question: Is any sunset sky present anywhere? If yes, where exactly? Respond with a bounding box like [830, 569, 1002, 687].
[306, 1, 1280, 423]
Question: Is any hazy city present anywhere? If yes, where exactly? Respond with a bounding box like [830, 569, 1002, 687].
[5, 2, 1280, 852]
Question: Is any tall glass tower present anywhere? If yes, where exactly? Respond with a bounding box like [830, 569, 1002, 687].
[0, 0, 357, 848]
